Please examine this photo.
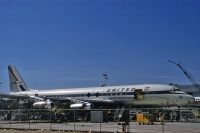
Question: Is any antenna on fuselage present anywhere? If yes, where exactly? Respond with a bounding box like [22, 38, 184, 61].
[100, 73, 108, 87]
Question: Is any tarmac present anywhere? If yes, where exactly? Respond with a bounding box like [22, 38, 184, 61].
[0, 122, 200, 133]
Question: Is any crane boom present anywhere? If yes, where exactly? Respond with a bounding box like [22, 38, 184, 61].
[168, 60, 200, 91]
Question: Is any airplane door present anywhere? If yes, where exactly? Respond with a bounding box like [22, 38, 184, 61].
[134, 89, 144, 99]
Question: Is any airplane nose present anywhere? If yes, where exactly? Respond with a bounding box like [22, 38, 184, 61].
[186, 95, 195, 104]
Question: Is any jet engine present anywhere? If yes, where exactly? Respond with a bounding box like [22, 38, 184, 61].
[70, 103, 92, 109]
[33, 100, 53, 109]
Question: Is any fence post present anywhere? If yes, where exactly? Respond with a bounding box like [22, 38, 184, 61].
[28, 109, 30, 130]
[100, 110, 101, 133]
[161, 122, 164, 133]
[9, 110, 12, 129]
[49, 109, 52, 131]
[74, 110, 76, 132]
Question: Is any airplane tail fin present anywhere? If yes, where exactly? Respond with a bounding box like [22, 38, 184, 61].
[8, 65, 29, 92]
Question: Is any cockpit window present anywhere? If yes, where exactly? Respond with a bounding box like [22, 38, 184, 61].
[173, 87, 181, 91]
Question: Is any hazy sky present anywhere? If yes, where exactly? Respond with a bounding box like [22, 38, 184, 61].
[0, 0, 200, 93]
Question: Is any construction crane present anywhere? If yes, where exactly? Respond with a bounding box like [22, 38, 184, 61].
[168, 60, 200, 92]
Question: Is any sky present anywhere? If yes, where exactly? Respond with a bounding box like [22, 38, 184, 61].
[0, 0, 200, 93]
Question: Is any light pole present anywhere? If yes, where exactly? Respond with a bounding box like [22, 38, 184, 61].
[101, 73, 108, 87]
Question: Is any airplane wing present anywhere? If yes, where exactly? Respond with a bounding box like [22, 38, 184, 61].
[0, 92, 114, 109]
[46, 96, 113, 103]
[42, 96, 115, 109]
[0, 93, 29, 99]
[86, 99, 113, 103]
[0, 93, 45, 102]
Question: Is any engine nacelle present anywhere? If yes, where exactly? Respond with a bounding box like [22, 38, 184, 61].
[84, 103, 92, 109]
[33, 100, 53, 109]
[70, 103, 92, 109]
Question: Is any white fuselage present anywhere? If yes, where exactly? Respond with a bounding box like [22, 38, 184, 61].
[10, 84, 194, 106]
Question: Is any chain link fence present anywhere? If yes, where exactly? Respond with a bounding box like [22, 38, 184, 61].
[0, 108, 199, 133]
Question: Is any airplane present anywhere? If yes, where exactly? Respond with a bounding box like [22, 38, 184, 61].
[2, 65, 194, 109]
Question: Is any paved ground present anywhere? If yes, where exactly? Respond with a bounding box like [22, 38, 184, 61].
[0, 130, 70, 133]
[0, 122, 200, 133]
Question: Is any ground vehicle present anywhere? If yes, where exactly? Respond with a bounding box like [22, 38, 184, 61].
[136, 113, 154, 125]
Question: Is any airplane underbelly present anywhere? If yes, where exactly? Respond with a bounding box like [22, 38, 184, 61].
[78, 93, 193, 107]
[131, 94, 179, 106]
